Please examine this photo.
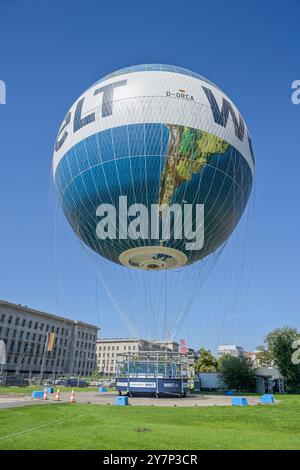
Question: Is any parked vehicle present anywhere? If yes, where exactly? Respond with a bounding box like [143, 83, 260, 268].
[54, 379, 66, 386]
[89, 380, 100, 387]
[3, 376, 29, 387]
[66, 379, 88, 388]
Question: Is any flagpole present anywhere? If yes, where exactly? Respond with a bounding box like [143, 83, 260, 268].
[39, 332, 49, 385]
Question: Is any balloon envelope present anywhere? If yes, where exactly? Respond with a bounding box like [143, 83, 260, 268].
[53, 64, 254, 270]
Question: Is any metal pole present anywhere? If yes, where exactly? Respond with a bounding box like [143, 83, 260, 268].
[156, 353, 159, 396]
[127, 355, 129, 394]
[39, 332, 49, 385]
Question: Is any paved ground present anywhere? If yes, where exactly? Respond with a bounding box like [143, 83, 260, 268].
[0, 391, 264, 409]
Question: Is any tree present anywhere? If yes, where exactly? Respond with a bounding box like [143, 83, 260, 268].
[90, 369, 100, 380]
[218, 354, 256, 391]
[258, 326, 300, 391]
[195, 348, 218, 372]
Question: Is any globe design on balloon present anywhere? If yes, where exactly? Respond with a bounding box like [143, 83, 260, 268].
[52, 64, 254, 270]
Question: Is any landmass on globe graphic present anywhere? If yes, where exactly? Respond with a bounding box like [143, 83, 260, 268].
[158, 125, 229, 209]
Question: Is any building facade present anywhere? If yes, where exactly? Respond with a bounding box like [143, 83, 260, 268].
[0, 300, 98, 377]
[243, 350, 262, 367]
[153, 340, 179, 352]
[187, 347, 199, 377]
[96, 338, 179, 375]
[217, 344, 244, 358]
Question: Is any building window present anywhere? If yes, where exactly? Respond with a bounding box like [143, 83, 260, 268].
[34, 322, 38, 330]
[8, 316, 12, 324]
[15, 317, 19, 326]
[22, 319, 26, 327]
[0, 314, 5, 322]
[28, 321, 32, 328]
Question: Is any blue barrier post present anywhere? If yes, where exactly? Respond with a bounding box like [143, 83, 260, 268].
[98, 387, 108, 392]
[115, 396, 128, 406]
[32, 391, 44, 399]
[260, 394, 275, 404]
[232, 397, 249, 406]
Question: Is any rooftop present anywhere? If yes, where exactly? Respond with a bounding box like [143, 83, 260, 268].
[97, 338, 150, 343]
[0, 299, 99, 331]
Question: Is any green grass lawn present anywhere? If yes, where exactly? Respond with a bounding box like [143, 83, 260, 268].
[0, 395, 300, 450]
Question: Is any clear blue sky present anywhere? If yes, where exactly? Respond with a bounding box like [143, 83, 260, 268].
[0, 0, 299, 352]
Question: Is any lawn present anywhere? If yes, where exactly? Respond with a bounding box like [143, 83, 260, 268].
[0, 395, 300, 450]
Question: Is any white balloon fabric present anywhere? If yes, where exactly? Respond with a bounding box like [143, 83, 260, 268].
[53, 65, 254, 271]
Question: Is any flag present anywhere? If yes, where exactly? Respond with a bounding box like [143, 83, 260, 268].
[47, 333, 55, 352]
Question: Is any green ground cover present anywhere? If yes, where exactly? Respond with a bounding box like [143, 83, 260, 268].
[0, 394, 300, 450]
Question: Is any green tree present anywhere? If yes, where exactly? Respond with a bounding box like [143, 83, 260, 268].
[218, 354, 256, 391]
[90, 369, 100, 380]
[258, 326, 300, 391]
[195, 348, 218, 372]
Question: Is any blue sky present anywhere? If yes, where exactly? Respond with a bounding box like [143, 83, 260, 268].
[0, 0, 299, 352]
